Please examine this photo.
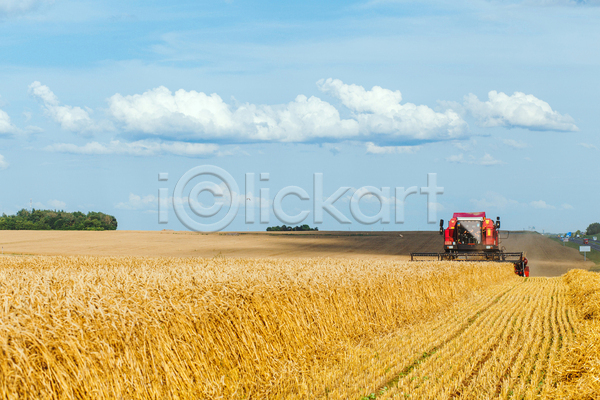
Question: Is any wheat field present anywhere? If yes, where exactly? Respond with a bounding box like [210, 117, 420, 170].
[0, 255, 597, 399]
[552, 269, 600, 399]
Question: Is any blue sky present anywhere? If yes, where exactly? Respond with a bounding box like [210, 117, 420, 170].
[0, 0, 598, 232]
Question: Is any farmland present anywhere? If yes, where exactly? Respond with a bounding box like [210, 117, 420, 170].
[0, 230, 592, 276]
[0, 254, 597, 399]
[0, 231, 597, 398]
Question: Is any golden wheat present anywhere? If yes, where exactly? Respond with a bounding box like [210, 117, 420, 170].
[374, 277, 573, 399]
[0, 256, 515, 399]
[552, 269, 600, 399]
[0, 256, 589, 399]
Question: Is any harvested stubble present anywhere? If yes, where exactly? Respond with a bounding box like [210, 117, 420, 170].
[553, 269, 600, 399]
[0, 256, 513, 399]
[373, 276, 574, 399]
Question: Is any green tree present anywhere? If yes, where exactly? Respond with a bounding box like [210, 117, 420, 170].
[586, 222, 600, 235]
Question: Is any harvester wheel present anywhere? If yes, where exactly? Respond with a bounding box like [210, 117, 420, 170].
[514, 262, 525, 277]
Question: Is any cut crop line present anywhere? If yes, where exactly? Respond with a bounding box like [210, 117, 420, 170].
[483, 286, 543, 398]
[523, 280, 556, 398]
[448, 304, 520, 398]
[507, 279, 554, 398]
[503, 283, 547, 398]
[375, 282, 522, 398]
[454, 278, 548, 399]
[537, 282, 561, 397]
[393, 278, 527, 397]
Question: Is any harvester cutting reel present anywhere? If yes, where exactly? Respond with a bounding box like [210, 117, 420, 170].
[410, 251, 529, 277]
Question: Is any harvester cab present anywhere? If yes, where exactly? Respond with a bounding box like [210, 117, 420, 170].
[441, 212, 499, 253]
[412, 212, 529, 277]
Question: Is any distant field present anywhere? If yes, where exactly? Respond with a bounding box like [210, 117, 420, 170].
[0, 230, 592, 276]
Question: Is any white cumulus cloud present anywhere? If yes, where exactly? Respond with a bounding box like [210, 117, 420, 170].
[29, 81, 105, 133]
[317, 78, 467, 141]
[463, 90, 578, 132]
[45, 140, 220, 157]
[0, 108, 18, 135]
[108, 86, 358, 143]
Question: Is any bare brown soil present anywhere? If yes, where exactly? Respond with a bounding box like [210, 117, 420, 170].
[501, 232, 594, 276]
[0, 230, 591, 276]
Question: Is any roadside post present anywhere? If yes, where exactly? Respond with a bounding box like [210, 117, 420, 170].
[580, 245, 591, 261]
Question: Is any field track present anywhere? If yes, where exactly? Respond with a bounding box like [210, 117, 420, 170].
[0, 230, 592, 276]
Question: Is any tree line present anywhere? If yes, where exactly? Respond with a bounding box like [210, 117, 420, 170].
[587, 223, 600, 236]
[0, 209, 118, 231]
[266, 224, 318, 232]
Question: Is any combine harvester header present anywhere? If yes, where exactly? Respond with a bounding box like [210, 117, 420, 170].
[411, 212, 529, 277]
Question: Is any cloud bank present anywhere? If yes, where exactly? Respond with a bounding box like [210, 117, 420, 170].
[108, 86, 358, 143]
[31, 80, 578, 156]
[106, 79, 469, 144]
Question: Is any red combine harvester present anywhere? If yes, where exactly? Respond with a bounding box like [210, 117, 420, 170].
[411, 212, 529, 277]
